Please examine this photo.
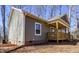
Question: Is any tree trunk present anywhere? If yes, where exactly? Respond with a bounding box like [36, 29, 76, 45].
[1, 5, 5, 43]
[59, 5, 61, 15]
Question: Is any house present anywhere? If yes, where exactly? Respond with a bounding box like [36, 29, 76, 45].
[8, 7, 70, 45]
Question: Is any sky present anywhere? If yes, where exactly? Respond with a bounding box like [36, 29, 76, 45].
[0, 5, 77, 32]
[0, 6, 2, 26]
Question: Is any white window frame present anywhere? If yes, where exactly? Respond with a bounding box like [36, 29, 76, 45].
[35, 22, 42, 36]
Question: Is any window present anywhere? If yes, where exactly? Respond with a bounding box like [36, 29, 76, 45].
[35, 22, 41, 35]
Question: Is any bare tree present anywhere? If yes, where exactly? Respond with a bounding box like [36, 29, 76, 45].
[39, 5, 47, 19]
[50, 5, 54, 18]
[48, 5, 57, 19]
[34, 5, 44, 17]
[12, 5, 22, 9]
[1, 5, 5, 43]
[59, 5, 61, 15]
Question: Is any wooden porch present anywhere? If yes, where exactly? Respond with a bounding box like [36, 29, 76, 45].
[47, 14, 70, 43]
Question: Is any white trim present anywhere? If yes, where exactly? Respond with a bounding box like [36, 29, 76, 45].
[11, 7, 23, 13]
[23, 13, 25, 45]
[35, 22, 42, 36]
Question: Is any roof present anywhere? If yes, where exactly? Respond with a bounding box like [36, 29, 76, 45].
[48, 14, 70, 28]
[12, 7, 48, 23]
[23, 11, 48, 23]
[48, 14, 69, 24]
[48, 15, 61, 21]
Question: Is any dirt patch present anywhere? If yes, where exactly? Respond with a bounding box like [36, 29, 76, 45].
[0, 44, 18, 53]
[10, 40, 79, 53]
[1, 40, 79, 53]
[9, 45, 79, 53]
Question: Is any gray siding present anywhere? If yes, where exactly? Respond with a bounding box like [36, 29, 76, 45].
[25, 16, 49, 44]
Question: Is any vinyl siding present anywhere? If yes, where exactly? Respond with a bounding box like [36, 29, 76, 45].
[25, 16, 49, 44]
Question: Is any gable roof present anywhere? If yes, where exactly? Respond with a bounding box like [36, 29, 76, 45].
[61, 14, 69, 24]
[23, 11, 48, 23]
[48, 14, 69, 24]
[48, 14, 70, 28]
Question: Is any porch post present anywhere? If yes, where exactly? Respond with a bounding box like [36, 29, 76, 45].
[65, 28, 66, 33]
[66, 28, 69, 40]
[65, 28, 66, 40]
[68, 28, 70, 39]
[56, 21, 59, 44]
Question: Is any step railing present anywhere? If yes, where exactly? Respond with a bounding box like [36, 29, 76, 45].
[47, 32, 70, 40]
